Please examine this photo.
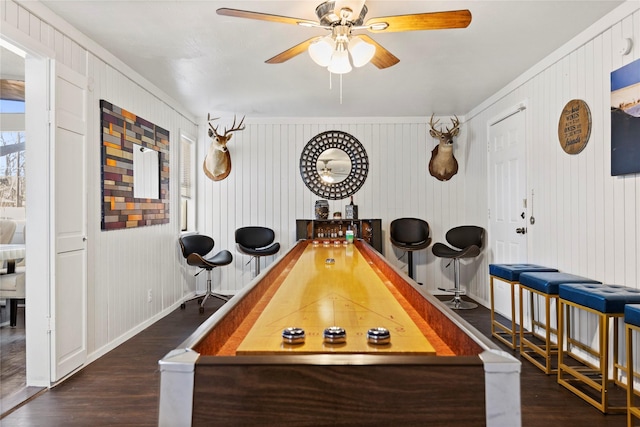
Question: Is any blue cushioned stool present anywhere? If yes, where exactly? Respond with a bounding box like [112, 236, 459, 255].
[489, 264, 558, 349]
[518, 272, 601, 374]
[558, 283, 640, 413]
[625, 304, 640, 426]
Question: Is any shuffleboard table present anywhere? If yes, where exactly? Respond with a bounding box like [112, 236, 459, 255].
[159, 240, 521, 426]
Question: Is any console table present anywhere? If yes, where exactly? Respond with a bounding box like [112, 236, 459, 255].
[296, 219, 382, 253]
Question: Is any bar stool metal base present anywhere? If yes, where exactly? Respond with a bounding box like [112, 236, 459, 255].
[490, 275, 519, 349]
[626, 315, 640, 426]
[440, 259, 476, 310]
[558, 297, 626, 413]
[443, 296, 478, 310]
[181, 270, 229, 313]
[519, 286, 558, 374]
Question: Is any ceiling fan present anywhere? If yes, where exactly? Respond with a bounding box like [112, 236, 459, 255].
[319, 159, 337, 182]
[216, 1, 472, 73]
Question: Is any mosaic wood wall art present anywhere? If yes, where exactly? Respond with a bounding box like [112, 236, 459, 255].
[100, 100, 170, 230]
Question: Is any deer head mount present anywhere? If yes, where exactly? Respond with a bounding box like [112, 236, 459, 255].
[204, 113, 245, 181]
[428, 114, 460, 181]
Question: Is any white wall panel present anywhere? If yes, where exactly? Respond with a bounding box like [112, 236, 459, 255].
[1, 1, 85, 74]
[3, 0, 198, 360]
[200, 117, 474, 297]
[87, 57, 197, 352]
[465, 7, 640, 300]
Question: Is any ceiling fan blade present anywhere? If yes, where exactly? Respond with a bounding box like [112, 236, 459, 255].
[265, 37, 323, 64]
[365, 10, 472, 33]
[357, 35, 399, 69]
[216, 8, 318, 27]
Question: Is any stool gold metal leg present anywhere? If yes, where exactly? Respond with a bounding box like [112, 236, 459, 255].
[519, 285, 558, 374]
[558, 299, 627, 413]
[490, 275, 518, 350]
[626, 323, 640, 427]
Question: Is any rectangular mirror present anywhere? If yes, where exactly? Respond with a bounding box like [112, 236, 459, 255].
[133, 143, 160, 199]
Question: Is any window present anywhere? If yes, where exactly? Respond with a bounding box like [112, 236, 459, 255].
[180, 135, 192, 199]
[179, 132, 195, 231]
[1, 99, 26, 208]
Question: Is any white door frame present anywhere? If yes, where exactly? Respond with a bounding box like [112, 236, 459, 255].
[2, 27, 56, 387]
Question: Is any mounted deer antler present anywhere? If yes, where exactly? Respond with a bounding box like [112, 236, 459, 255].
[204, 113, 246, 181]
[428, 114, 460, 181]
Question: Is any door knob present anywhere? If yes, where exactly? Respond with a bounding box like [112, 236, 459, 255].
[516, 227, 527, 234]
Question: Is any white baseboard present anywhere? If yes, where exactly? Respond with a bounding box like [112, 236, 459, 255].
[85, 300, 183, 365]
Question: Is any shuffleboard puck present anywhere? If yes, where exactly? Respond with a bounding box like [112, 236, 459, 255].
[323, 326, 346, 344]
[282, 327, 305, 344]
[367, 327, 391, 345]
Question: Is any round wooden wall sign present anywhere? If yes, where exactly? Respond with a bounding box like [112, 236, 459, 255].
[557, 99, 591, 155]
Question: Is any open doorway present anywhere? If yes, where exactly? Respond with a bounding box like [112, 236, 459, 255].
[0, 39, 37, 416]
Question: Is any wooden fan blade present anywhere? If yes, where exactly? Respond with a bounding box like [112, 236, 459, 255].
[365, 10, 472, 33]
[357, 35, 399, 69]
[217, 8, 318, 27]
[265, 37, 323, 64]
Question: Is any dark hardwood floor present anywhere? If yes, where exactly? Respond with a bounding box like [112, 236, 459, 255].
[0, 304, 44, 419]
[1, 303, 26, 402]
[0, 295, 627, 426]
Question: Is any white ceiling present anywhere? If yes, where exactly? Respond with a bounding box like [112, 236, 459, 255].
[0, 46, 24, 80]
[23, 1, 627, 118]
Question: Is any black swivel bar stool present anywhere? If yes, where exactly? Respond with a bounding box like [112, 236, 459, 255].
[179, 234, 233, 313]
[432, 225, 484, 310]
[389, 218, 431, 283]
[235, 226, 280, 276]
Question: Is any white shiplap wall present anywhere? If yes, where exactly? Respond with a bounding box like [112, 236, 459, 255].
[1, 0, 198, 361]
[464, 5, 640, 296]
[462, 3, 640, 374]
[200, 118, 477, 297]
[86, 57, 198, 354]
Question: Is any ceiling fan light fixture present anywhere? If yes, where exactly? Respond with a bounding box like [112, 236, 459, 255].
[321, 169, 335, 183]
[308, 36, 335, 67]
[348, 37, 375, 67]
[328, 48, 352, 74]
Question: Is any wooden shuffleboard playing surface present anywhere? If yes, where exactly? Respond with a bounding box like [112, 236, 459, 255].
[235, 242, 436, 355]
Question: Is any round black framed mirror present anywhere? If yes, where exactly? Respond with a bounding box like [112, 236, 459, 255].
[299, 130, 369, 200]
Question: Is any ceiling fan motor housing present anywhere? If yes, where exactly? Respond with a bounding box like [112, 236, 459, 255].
[315, 1, 368, 26]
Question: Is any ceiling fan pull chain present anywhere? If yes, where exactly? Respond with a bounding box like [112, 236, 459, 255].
[340, 74, 343, 104]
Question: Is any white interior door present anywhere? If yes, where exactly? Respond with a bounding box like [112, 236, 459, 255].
[50, 61, 87, 382]
[488, 108, 527, 318]
[489, 109, 528, 262]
